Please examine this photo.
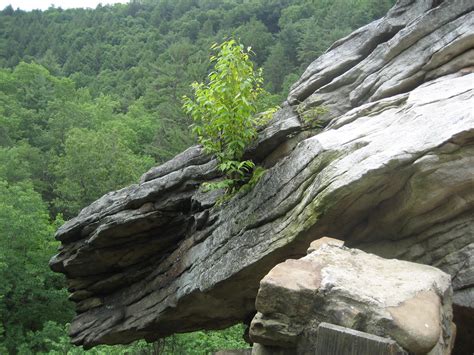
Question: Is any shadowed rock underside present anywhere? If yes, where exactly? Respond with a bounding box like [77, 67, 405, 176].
[50, 0, 474, 352]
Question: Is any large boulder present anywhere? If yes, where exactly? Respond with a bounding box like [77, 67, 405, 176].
[50, 0, 474, 352]
[249, 240, 454, 354]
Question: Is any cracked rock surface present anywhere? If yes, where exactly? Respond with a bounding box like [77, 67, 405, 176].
[50, 0, 474, 352]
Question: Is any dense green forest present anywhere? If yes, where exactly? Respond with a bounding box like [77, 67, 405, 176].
[0, 0, 394, 353]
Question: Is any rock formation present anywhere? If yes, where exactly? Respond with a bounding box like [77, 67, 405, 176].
[50, 0, 474, 353]
[250, 239, 454, 354]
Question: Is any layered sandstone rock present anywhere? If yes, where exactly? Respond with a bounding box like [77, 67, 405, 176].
[50, 0, 474, 352]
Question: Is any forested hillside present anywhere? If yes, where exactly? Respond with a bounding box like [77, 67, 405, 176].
[0, 0, 394, 353]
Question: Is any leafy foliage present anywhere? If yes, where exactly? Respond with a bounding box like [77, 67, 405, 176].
[184, 40, 262, 162]
[53, 127, 154, 217]
[0, 181, 72, 353]
[184, 39, 271, 194]
[157, 324, 249, 354]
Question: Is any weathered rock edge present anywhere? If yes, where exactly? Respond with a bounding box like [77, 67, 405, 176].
[50, 0, 474, 350]
[250, 241, 453, 354]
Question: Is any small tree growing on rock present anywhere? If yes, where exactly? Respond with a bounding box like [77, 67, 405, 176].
[183, 39, 272, 194]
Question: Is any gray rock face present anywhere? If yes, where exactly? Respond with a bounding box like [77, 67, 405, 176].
[249, 241, 453, 354]
[289, 0, 474, 121]
[50, 0, 474, 352]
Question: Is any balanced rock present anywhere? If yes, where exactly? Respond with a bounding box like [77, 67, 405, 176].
[250, 241, 454, 355]
[49, 0, 474, 352]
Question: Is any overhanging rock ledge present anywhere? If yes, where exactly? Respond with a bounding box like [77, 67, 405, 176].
[50, 0, 474, 352]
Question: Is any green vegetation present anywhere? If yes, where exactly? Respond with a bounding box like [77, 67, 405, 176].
[0, 181, 71, 354]
[0, 62, 156, 219]
[7, 323, 248, 354]
[184, 39, 273, 195]
[0, 0, 395, 353]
